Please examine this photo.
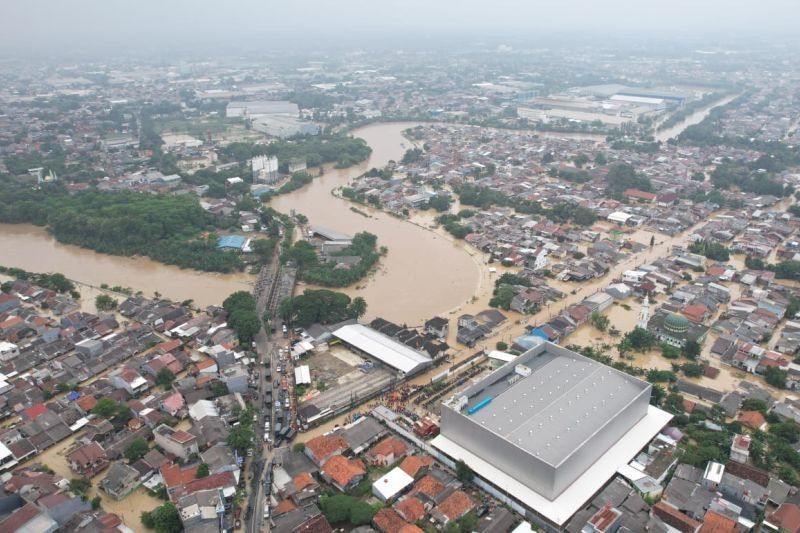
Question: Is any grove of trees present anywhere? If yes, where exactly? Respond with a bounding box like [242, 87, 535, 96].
[278, 289, 366, 328]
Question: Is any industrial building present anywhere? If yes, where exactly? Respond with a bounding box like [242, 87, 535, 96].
[432, 341, 671, 530]
[332, 324, 433, 377]
[226, 100, 299, 118]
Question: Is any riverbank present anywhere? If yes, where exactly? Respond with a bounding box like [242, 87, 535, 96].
[0, 223, 254, 308]
[270, 122, 481, 326]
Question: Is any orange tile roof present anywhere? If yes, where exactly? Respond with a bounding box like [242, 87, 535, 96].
[394, 497, 425, 522]
[75, 395, 97, 412]
[700, 510, 738, 533]
[399, 456, 434, 478]
[653, 502, 702, 533]
[293, 472, 316, 491]
[369, 437, 408, 460]
[305, 435, 349, 463]
[412, 474, 444, 499]
[196, 358, 217, 371]
[437, 490, 474, 521]
[160, 463, 198, 488]
[373, 508, 409, 533]
[738, 410, 767, 430]
[321, 456, 365, 488]
[398, 526, 423, 533]
[768, 503, 800, 533]
[274, 498, 298, 516]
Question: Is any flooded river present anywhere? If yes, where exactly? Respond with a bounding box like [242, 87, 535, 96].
[0, 223, 253, 308]
[654, 94, 738, 142]
[271, 122, 481, 325]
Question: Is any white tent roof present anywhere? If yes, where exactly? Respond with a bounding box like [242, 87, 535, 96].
[332, 324, 432, 375]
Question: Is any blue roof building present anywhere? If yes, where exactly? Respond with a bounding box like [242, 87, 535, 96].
[217, 235, 248, 251]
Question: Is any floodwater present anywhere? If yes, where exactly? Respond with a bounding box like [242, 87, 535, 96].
[271, 122, 481, 325]
[654, 95, 738, 142]
[0, 223, 253, 308]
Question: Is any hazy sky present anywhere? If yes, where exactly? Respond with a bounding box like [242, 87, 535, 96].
[2, 0, 799, 55]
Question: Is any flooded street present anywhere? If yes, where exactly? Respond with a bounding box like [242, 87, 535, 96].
[0, 223, 253, 308]
[271, 122, 481, 325]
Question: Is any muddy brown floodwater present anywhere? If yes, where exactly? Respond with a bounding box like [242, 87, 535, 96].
[271, 122, 481, 325]
[0, 223, 254, 308]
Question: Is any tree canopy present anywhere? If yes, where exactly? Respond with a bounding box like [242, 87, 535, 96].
[223, 291, 261, 344]
[279, 289, 364, 328]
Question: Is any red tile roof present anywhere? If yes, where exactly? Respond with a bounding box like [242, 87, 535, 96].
[700, 510, 738, 533]
[412, 474, 445, 499]
[437, 490, 474, 521]
[23, 403, 48, 421]
[768, 503, 800, 533]
[373, 508, 409, 533]
[305, 435, 349, 464]
[273, 498, 298, 516]
[76, 395, 98, 412]
[394, 496, 425, 522]
[160, 463, 198, 488]
[368, 436, 408, 461]
[738, 410, 767, 430]
[293, 472, 316, 491]
[321, 455, 365, 488]
[653, 502, 702, 533]
[399, 456, 434, 478]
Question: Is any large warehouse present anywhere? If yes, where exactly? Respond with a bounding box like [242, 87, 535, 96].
[432, 341, 671, 529]
[332, 324, 433, 376]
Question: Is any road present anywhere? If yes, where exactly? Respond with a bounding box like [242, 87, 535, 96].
[247, 255, 282, 533]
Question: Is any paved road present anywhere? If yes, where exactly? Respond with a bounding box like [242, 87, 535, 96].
[247, 256, 282, 533]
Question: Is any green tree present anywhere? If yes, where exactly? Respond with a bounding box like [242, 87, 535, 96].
[293, 442, 306, 452]
[620, 327, 656, 353]
[227, 422, 254, 455]
[765, 366, 788, 389]
[92, 398, 119, 419]
[91, 496, 102, 510]
[348, 297, 368, 318]
[661, 343, 681, 359]
[590, 312, 609, 332]
[125, 438, 150, 462]
[197, 463, 210, 478]
[683, 340, 701, 360]
[455, 460, 474, 483]
[496, 341, 509, 351]
[95, 293, 118, 311]
[69, 477, 91, 496]
[155, 368, 175, 388]
[141, 503, 182, 533]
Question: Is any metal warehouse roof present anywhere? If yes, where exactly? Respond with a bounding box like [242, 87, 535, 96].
[332, 324, 432, 375]
[464, 346, 649, 466]
[432, 405, 672, 526]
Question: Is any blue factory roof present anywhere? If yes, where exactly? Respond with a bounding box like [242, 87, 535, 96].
[217, 235, 247, 249]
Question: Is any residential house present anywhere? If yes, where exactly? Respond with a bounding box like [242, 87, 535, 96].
[101, 463, 140, 500]
[304, 435, 348, 467]
[320, 455, 366, 492]
[153, 424, 199, 459]
[366, 437, 408, 467]
[66, 442, 109, 477]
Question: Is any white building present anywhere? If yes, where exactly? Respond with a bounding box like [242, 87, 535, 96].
[252, 155, 279, 184]
[372, 467, 414, 502]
